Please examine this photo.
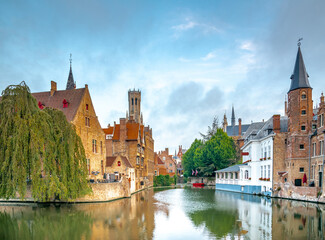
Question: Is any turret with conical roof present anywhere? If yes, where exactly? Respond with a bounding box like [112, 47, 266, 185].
[287, 43, 313, 135]
[288, 46, 312, 92]
[66, 54, 75, 90]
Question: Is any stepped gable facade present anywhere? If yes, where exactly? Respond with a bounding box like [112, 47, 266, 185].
[32, 62, 106, 180]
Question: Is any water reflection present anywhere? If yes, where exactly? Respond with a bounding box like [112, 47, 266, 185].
[1, 188, 325, 239]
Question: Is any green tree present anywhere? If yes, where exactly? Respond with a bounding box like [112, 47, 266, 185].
[0, 82, 91, 201]
[183, 128, 237, 177]
[182, 139, 203, 177]
[198, 129, 237, 176]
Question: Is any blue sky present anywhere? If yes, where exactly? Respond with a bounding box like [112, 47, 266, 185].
[1, 0, 325, 153]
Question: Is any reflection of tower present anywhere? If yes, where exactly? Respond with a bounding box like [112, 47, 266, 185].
[128, 89, 142, 124]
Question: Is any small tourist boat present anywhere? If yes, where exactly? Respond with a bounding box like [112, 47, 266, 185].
[192, 183, 205, 187]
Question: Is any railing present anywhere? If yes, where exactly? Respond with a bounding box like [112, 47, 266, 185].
[215, 179, 239, 185]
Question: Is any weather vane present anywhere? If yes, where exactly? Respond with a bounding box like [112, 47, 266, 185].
[297, 38, 303, 47]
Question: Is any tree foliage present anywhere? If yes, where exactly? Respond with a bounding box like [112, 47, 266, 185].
[0, 82, 91, 201]
[183, 128, 237, 177]
[153, 175, 176, 187]
[200, 116, 219, 141]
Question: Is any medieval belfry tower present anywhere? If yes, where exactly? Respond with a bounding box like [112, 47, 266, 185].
[128, 89, 143, 124]
[286, 42, 313, 166]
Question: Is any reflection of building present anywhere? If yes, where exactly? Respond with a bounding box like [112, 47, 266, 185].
[33, 60, 106, 179]
[103, 90, 154, 191]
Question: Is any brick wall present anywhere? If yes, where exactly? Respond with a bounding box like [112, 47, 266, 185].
[72, 87, 106, 179]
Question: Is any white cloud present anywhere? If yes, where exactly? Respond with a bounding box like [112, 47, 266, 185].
[201, 51, 216, 61]
[240, 41, 255, 51]
[172, 18, 197, 31]
[171, 17, 222, 38]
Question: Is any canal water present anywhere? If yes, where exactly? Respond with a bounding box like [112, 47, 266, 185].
[0, 187, 324, 239]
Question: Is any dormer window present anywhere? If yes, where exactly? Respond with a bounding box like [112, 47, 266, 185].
[38, 101, 44, 110]
[86, 104, 89, 110]
[63, 99, 68, 108]
[118, 161, 121, 166]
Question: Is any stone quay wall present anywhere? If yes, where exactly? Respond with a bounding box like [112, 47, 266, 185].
[75, 177, 131, 202]
[1, 177, 135, 203]
[273, 182, 325, 203]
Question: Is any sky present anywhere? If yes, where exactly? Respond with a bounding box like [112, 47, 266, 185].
[1, 0, 325, 153]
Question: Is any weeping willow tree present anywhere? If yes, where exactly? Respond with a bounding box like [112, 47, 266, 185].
[0, 82, 91, 202]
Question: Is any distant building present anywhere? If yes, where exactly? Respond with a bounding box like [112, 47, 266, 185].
[157, 148, 176, 176]
[103, 90, 154, 191]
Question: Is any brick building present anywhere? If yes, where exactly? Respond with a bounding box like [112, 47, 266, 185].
[103, 90, 154, 191]
[157, 148, 176, 176]
[154, 153, 167, 176]
[32, 60, 106, 180]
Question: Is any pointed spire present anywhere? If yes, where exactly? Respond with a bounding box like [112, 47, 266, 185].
[289, 44, 311, 92]
[66, 53, 75, 90]
[231, 105, 235, 126]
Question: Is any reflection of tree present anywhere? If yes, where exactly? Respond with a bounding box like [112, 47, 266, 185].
[0, 208, 92, 240]
[189, 208, 239, 238]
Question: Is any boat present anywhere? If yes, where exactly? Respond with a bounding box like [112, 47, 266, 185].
[192, 183, 205, 187]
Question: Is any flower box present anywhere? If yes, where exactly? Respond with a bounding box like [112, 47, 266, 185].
[248, 178, 251, 180]
[259, 177, 263, 180]
[260, 158, 263, 161]
[263, 158, 266, 160]
[267, 178, 270, 181]
[267, 157, 271, 160]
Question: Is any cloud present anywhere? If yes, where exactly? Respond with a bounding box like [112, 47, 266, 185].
[201, 51, 216, 61]
[171, 17, 222, 38]
[240, 41, 255, 51]
[171, 18, 197, 31]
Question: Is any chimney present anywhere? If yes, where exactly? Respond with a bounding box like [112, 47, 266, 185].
[238, 118, 242, 135]
[165, 148, 169, 155]
[273, 114, 281, 133]
[120, 118, 126, 141]
[50, 81, 57, 96]
[321, 93, 324, 106]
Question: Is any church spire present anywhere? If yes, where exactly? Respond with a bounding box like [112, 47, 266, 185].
[66, 53, 75, 90]
[231, 105, 235, 126]
[288, 40, 311, 93]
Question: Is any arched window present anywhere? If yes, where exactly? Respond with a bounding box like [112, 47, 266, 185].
[118, 161, 121, 166]
[301, 92, 306, 99]
[301, 107, 306, 115]
[132, 98, 134, 105]
[135, 98, 138, 105]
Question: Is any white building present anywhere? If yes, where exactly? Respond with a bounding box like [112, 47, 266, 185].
[216, 115, 288, 196]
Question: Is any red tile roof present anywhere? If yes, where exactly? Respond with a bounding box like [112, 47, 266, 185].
[112, 124, 120, 140]
[106, 156, 133, 168]
[157, 156, 164, 165]
[126, 122, 140, 140]
[103, 127, 114, 135]
[32, 88, 85, 122]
